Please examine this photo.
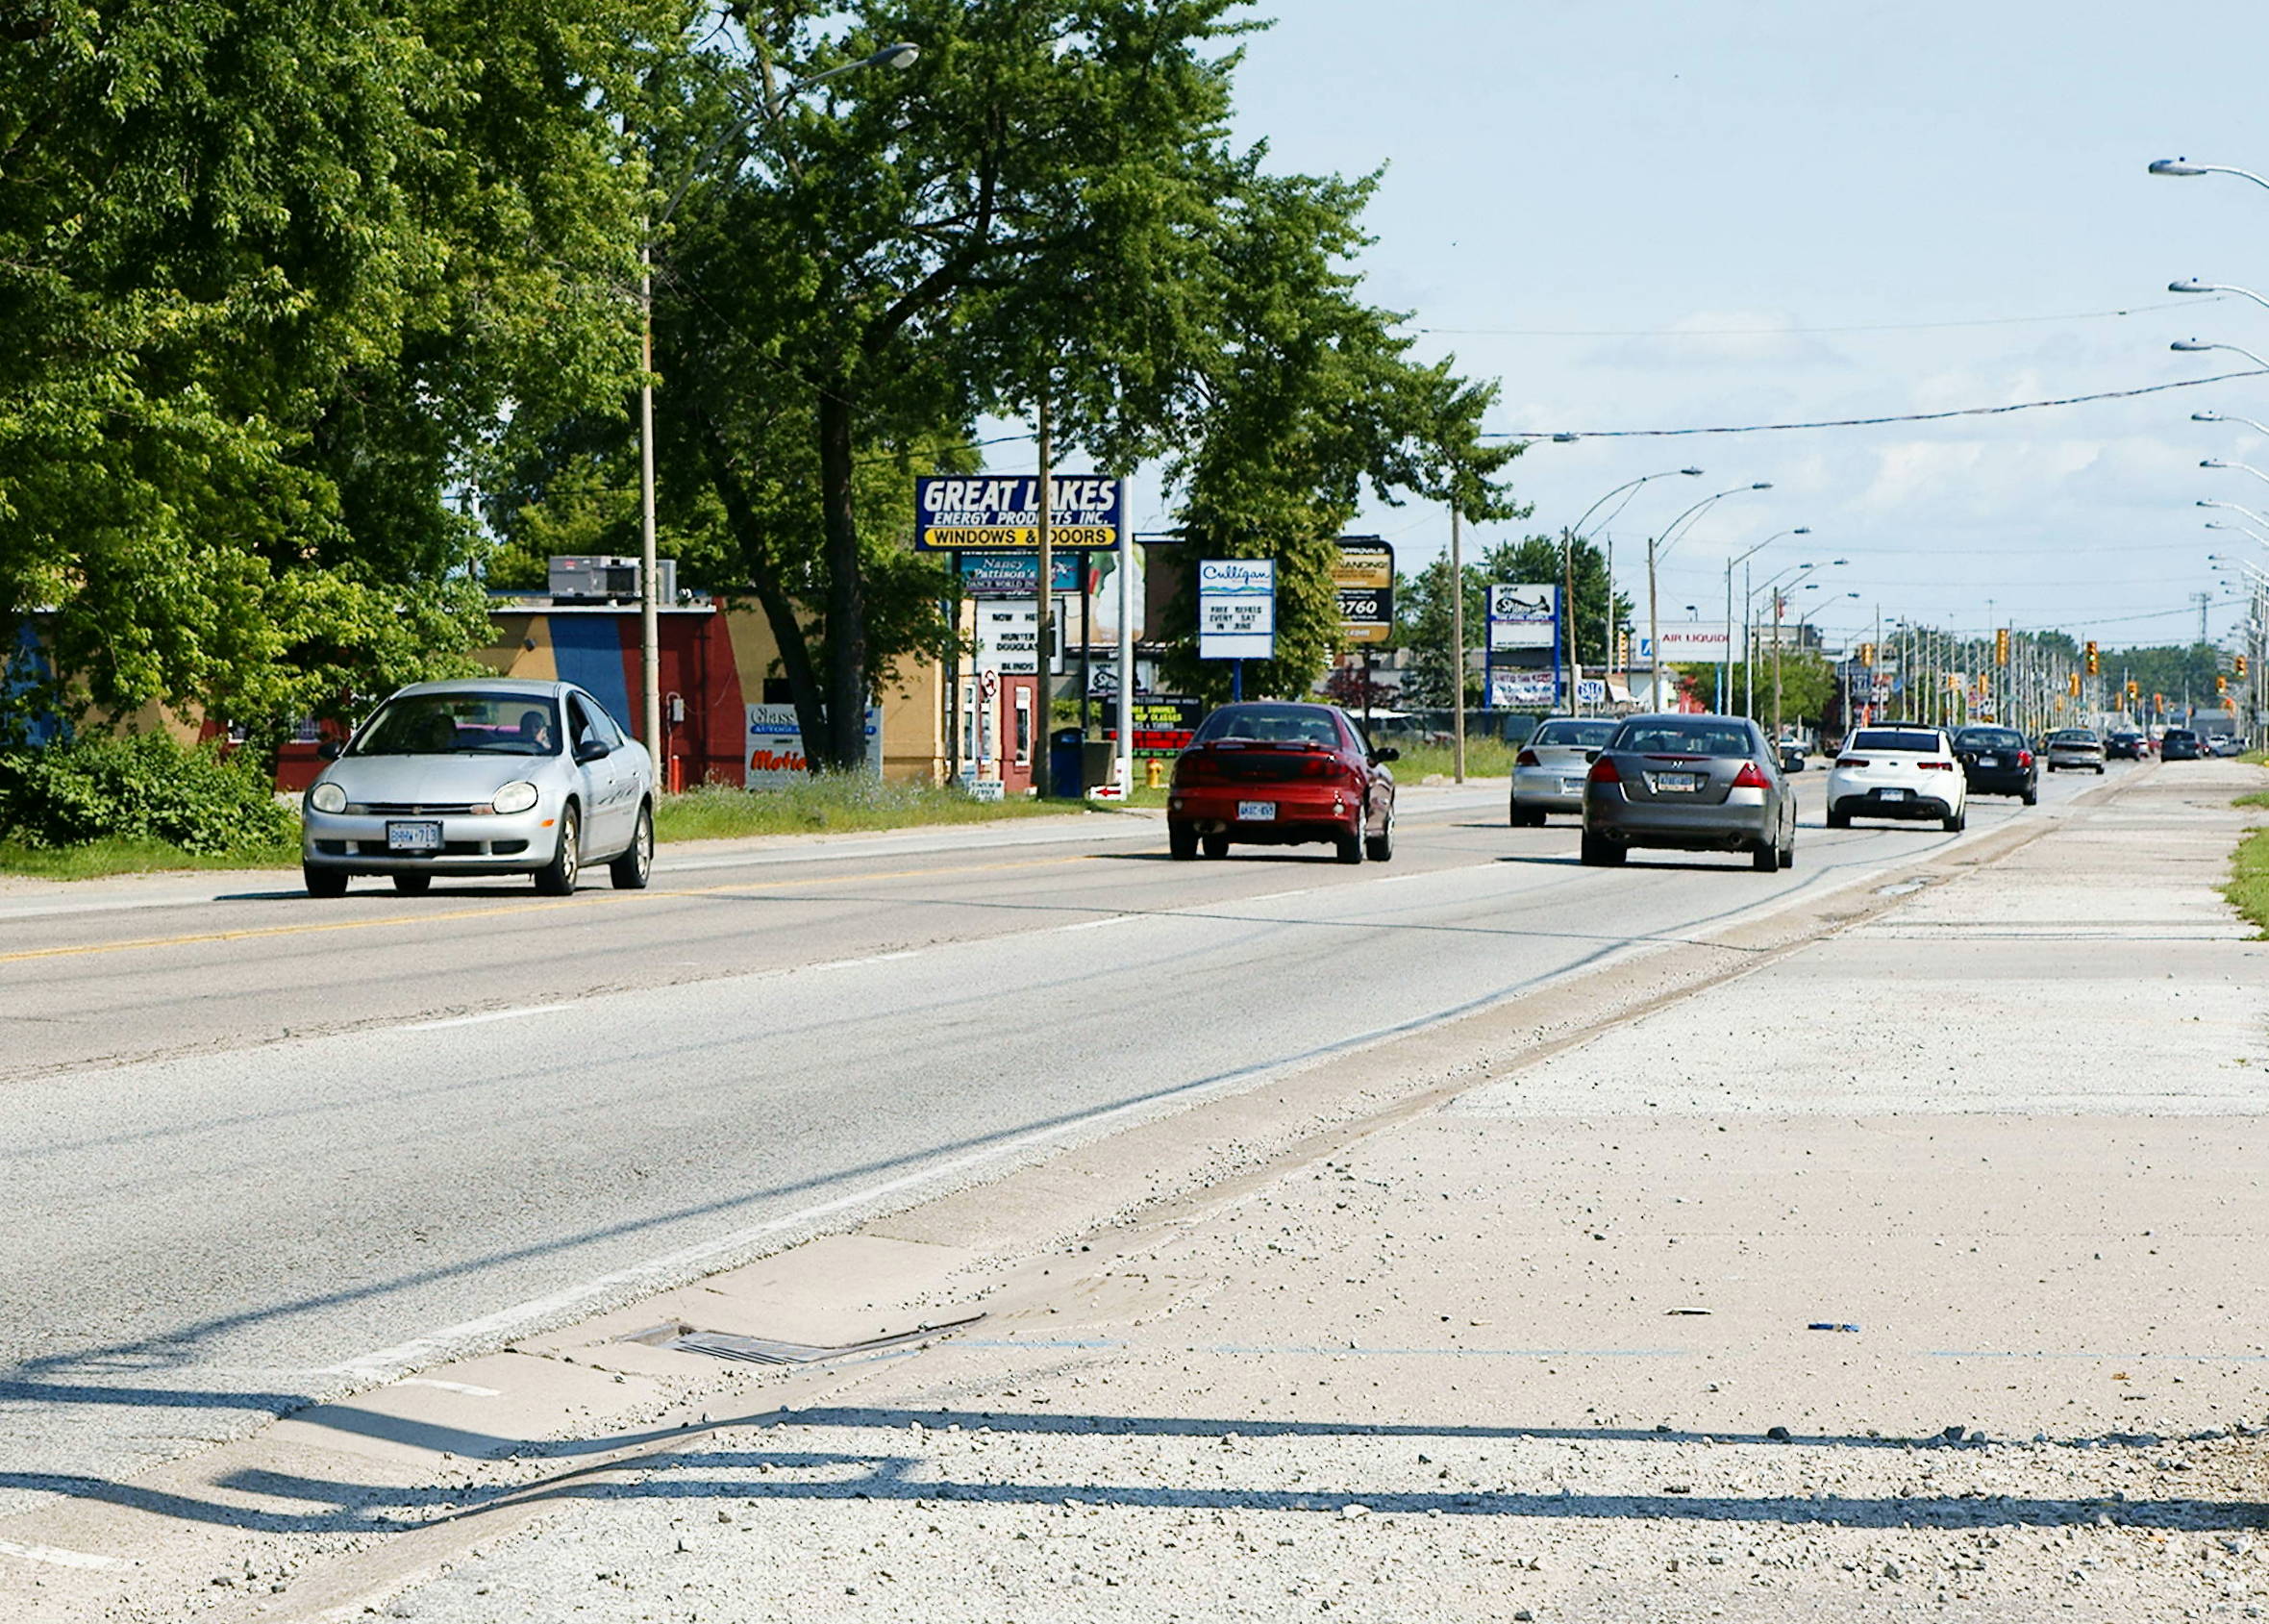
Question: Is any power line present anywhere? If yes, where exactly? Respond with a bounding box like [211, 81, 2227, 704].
[1424, 295, 2222, 340]
[1499, 369, 2269, 439]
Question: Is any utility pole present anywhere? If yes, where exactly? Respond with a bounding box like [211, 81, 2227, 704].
[1563, 528, 1580, 716]
[1033, 388, 1052, 799]
[1451, 485, 1466, 782]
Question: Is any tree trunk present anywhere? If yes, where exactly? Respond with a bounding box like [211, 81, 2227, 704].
[815, 380, 867, 772]
[697, 414, 827, 770]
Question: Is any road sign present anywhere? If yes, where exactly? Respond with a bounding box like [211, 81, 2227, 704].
[1333, 538, 1395, 644]
[1198, 559, 1276, 660]
[914, 475, 1124, 551]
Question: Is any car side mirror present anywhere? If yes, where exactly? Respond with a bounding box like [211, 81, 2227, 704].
[1370, 747, 1399, 764]
[574, 737, 611, 764]
[317, 740, 343, 761]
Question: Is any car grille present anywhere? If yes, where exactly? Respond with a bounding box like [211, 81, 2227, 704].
[356, 801, 488, 815]
[342, 839, 529, 857]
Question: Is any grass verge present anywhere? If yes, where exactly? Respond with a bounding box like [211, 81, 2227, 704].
[2230, 785, 2269, 938]
[0, 837, 301, 881]
[1384, 738, 1521, 779]
[653, 778, 1079, 841]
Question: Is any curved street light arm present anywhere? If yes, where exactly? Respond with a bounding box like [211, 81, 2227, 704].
[1568, 468, 1705, 540]
[2194, 411, 2269, 437]
[2151, 159, 2269, 191]
[2203, 458, 2269, 488]
[2173, 338, 2269, 369]
[2171, 279, 2269, 313]
[2200, 497, 2269, 529]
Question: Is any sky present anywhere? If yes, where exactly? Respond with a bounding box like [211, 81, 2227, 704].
[1089, 0, 2269, 654]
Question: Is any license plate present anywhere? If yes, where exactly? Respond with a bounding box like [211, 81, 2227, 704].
[1977, 755, 1999, 767]
[386, 819, 443, 852]
[1653, 773, 1702, 792]
[1236, 800, 1277, 822]
[1561, 778, 1586, 795]
[1879, 787, 1908, 802]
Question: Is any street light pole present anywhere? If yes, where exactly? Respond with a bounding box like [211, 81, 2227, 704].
[634, 41, 918, 765]
[1648, 483, 1770, 711]
[1560, 467, 1703, 715]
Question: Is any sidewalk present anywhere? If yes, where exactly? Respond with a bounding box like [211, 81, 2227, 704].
[7, 764, 2266, 1622]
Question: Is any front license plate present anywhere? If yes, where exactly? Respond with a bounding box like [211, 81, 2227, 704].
[386, 819, 443, 852]
[1236, 800, 1277, 822]
[1653, 773, 1702, 792]
[1879, 787, 1908, 802]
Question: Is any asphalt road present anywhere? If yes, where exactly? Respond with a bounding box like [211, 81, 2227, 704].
[0, 765, 2126, 1515]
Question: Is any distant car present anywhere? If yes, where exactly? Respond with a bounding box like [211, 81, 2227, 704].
[2160, 728, 2203, 762]
[2209, 733, 2245, 757]
[1168, 701, 1397, 864]
[2044, 728, 2106, 775]
[302, 678, 656, 896]
[1826, 725, 1968, 832]
[1580, 712, 1796, 872]
[1951, 725, 2038, 805]
[2105, 731, 2146, 761]
[1509, 716, 1617, 825]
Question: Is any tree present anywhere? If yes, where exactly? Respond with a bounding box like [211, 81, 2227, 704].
[1, 0, 680, 748]
[1684, 654, 1837, 724]
[1394, 555, 1489, 710]
[1478, 534, 1631, 669]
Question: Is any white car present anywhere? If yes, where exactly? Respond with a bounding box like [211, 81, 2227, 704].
[1509, 716, 1617, 825]
[1826, 724, 1967, 832]
[301, 678, 656, 896]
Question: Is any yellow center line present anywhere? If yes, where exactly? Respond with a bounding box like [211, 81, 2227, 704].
[0, 855, 1104, 966]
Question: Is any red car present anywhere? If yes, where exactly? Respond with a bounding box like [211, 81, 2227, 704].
[1167, 701, 1398, 864]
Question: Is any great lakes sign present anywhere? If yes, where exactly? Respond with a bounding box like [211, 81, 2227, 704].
[914, 476, 1124, 551]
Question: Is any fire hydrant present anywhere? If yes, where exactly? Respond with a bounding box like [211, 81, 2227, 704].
[1144, 758, 1165, 789]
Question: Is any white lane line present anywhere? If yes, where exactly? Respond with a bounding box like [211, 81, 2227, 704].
[0, 1537, 122, 1570]
[399, 1377, 503, 1397]
[1058, 915, 1134, 932]
[809, 950, 918, 972]
[401, 1004, 570, 1032]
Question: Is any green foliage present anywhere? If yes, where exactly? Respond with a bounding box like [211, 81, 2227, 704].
[1683, 653, 1838, 723]
[0, 0, 684, 743]
[652, 775, 1062, 840]
[1393, 535, 1621, 710]
[2100, 643, 2229, 706]
[0, 733, 298, 853]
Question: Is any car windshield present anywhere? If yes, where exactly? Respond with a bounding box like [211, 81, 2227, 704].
[349, 692, 562, 757]
[1194, 705, 1342, 747]
[2050, 731, 2096, 744]
[1851, 729, 1942, 754]
[1956, 730, 2025, 749]
[1532, 721, 1616, 748]
[1611, 721, 1755, 758]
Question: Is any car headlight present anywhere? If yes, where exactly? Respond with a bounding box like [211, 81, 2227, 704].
[491, 780, 540, 815]
[309, 782, 347, 814]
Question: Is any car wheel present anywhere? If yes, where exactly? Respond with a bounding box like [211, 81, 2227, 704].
[1202, 832, 1230, 860]
[1334, 828, 1364, 865]
[610, 802, 655, 889]
[303, 865, 348, 899]
[391, 873, 432, 895]
[1943, 807, 1966, 833]
[1826, 809, 1851, 829]
[1751, 838, 1779, 873]
[1579, 832, 1625, 867]
[1364, 811, 1395, 863]
[2021, 787, 2037, 807]
[1526, 808, 1549, 828]
[536, 803, 582, 895]
[2095, 764, 2105, 775]
[1169, 821, 1198, 861]
[1780, 833, 1795, 869]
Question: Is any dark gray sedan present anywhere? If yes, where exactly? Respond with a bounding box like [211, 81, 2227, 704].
[1580, 712, 1796, 872]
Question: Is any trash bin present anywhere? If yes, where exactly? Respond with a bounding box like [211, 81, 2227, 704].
[1048, 727, 1085, 797]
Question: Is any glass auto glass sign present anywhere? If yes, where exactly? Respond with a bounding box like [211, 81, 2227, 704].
[914, 476, 1123, 551]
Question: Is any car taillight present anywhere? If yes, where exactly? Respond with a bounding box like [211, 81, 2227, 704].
[1837, 758, 1868, 769]
[2018, 750, 2032, 768]
[1175, 754, 1214, 785]
[1919, 760, 1953, 771]
[1586, 756, 1621, 785]
[1732, 761, 1770, 789]
[1515, 748, 1541, 767]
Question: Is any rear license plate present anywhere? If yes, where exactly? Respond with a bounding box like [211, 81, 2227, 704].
[1236, 800, 1277, 822]
[1653, 773, 1702, 792]
[1879, 787, 1908, 802]
[1977, 755, 1999, 766]
[1561, 778, 1586, 795]
[386, 819, 443, 852]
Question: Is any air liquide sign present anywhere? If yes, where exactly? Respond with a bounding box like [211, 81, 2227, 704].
[912, 476, 1123, 551]
[1198, 559, 1276, 660]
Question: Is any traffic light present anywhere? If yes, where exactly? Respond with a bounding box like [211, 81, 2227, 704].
[2127, 679, 2140, 700]
[1995, 627, 2009, 666]
[1615, 630, 1630, 667]
[2239, 655, 2251, 679]
[2217, 674, 2230, 695]
[1858, 641, 1875, 666]
[2154, 691, 2164, 712]
[2066, 671, 2082, 698]
[2085, 640, 2100, 675]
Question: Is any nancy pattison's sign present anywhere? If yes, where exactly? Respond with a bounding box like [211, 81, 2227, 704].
[914, 475, 1124, 551]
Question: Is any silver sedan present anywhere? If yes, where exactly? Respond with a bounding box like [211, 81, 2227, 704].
[301, 678, 655, 896]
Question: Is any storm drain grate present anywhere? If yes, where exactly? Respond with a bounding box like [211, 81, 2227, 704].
[619, 1312, 985, 1367]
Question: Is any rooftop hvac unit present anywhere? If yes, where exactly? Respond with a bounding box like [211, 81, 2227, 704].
[547, 556, 677, 604]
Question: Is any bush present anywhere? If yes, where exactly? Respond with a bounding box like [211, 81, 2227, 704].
[0, 732, 298, 854]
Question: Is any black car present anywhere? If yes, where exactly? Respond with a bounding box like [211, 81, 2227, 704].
[2161, 728, 2203, 761]
[2106, 731, 2146, 761]
[1951, 726, 2038, 805]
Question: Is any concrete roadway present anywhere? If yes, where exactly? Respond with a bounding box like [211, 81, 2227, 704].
[0, 764, 2124, 1515]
